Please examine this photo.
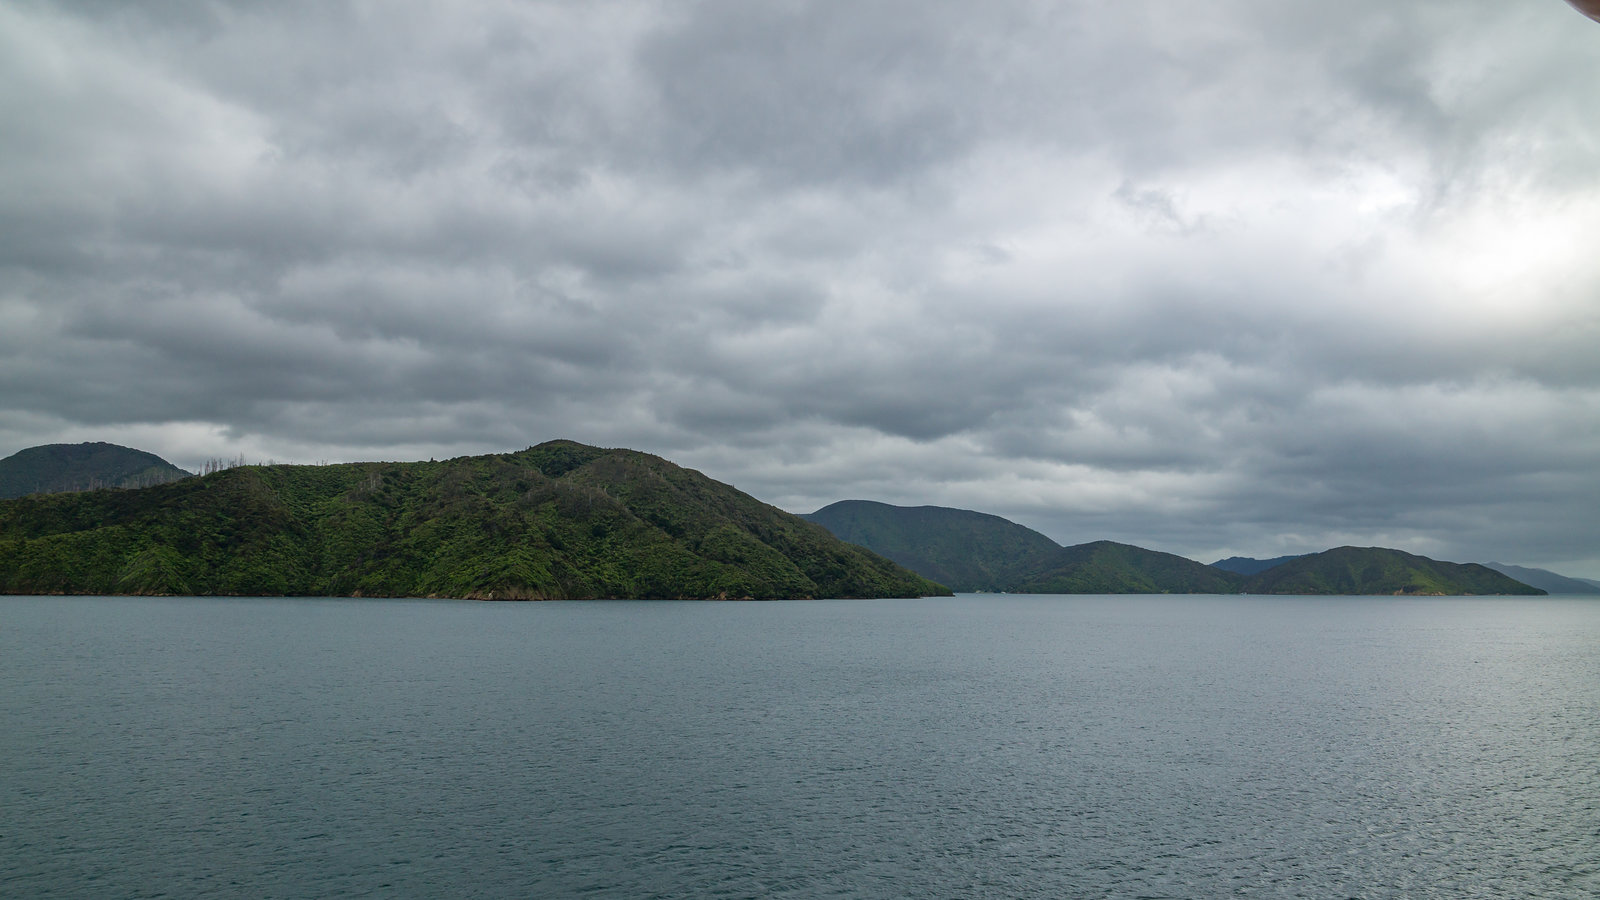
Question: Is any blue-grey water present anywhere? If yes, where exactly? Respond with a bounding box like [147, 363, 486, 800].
[2, 594, 1597, 899]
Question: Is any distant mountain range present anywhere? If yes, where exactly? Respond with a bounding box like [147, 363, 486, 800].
[0, 442, 191, 499]
[1239, 547, 1535, 596]
[1218, 555, 1599, 595]
[1211, 555, 1306, 576]
[2, 441, 1586, 599]
[0, 441, 945, 600]
[1482, 562, 1600, 596]
[807, 500, 1545, 596]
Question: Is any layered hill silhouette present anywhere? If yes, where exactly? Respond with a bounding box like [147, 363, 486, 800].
[0, 442, 191, 499]
[1244, 547, 1538, 596]
[1481, 562, 1600, 596]
[0, 441, 1559, 599]
[1210, 554, 1306, 576]
[0, 441, 946, 600]
[807, 501, 1543, 596]
[807, 500, 1242, 594]
[1015, 541, 1244, 594]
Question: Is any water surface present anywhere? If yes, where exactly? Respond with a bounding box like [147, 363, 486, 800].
[2, 594, 1596, 898]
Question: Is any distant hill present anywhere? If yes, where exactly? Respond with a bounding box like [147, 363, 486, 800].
[806, 501, 1543, 596]
[0, 441, 947, 600]
[806, 502, 1238, 594]
[1580, 578, 1600, 591]
[0, 442, 191, 499]
[803, 500, 1061, 592]
[1019, 541, 1245, 594]
[1482, 562, 1600, 595]
[1245, 547, 1542, 596]
[1211, 554, 1305, 576]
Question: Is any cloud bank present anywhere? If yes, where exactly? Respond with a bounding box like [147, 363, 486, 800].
[4, 0, 1598, 574]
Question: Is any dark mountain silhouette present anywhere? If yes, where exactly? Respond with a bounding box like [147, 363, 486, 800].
[1482, 562, 1600, 595]
[0, 442, 190, 499]
[1211, 554, 1306, 576]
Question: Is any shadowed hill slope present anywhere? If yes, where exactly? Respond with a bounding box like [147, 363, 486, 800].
[806, 501, 1243, 594]
[0, 442, 191, 499]
[1211, 554, 1306, 576]
[806, 501, 1542, 596]
[1481, 562, 1600, 595]
[1020, 541, 1245, 594]
[0, 441, 947, 601]
[803, 500, 1061, 592]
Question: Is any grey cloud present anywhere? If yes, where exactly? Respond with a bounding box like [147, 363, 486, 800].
[637, 0, 1005, 185]
[4, 0, 1600, 575]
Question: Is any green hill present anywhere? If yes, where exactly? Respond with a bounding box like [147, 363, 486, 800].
[1243, 547, 1543, 596]
[805, 502, 1241, 594]
[0, 441, 947, 600]
[1211, 554, 1305, 576]
[0, 442, 191, 499]
[1019, 541, 1246, 594]
[804, 501, 1545, 596]
[802, 500, 1061, 592]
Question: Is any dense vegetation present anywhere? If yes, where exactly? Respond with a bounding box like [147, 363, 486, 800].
[0, 442, 191, 499]
[1210, 554, 1306, 576]
[1018, 541, 1245, 594]
[1248, 547, 1544, 596]
[0, 441, 947, 600]
[803, 500, 1062, 592]
[805, 502, 1240, 594]
[807, 502, 1544, 596]
[0, 443, 1548, 599]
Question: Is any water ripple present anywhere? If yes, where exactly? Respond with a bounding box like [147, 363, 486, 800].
[2, 594, 1597, 898]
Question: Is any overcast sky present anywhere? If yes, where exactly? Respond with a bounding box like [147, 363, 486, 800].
[4, 0, 1598, 575]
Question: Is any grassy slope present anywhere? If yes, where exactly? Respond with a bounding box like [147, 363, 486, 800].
[0, 441, 947, 600]
[0, 442, 191, 499]
[803, 500, 1062, 592]
[1243, 547, 1544, 595]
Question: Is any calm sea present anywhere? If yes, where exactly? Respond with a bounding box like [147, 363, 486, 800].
[2, 594, 1596, 898]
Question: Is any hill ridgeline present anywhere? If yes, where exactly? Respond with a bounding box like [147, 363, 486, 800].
[1481, 562, 1600, 595]
[806, 501, 1543, 596]
[1210, 554, 1306, 576]
[806, 500, 1239, 594]
[0, 441, 947, 601]
[803, 500, 1061, 592]
[1244, 547, 1539, 596]
[0, 442, 191, 499]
